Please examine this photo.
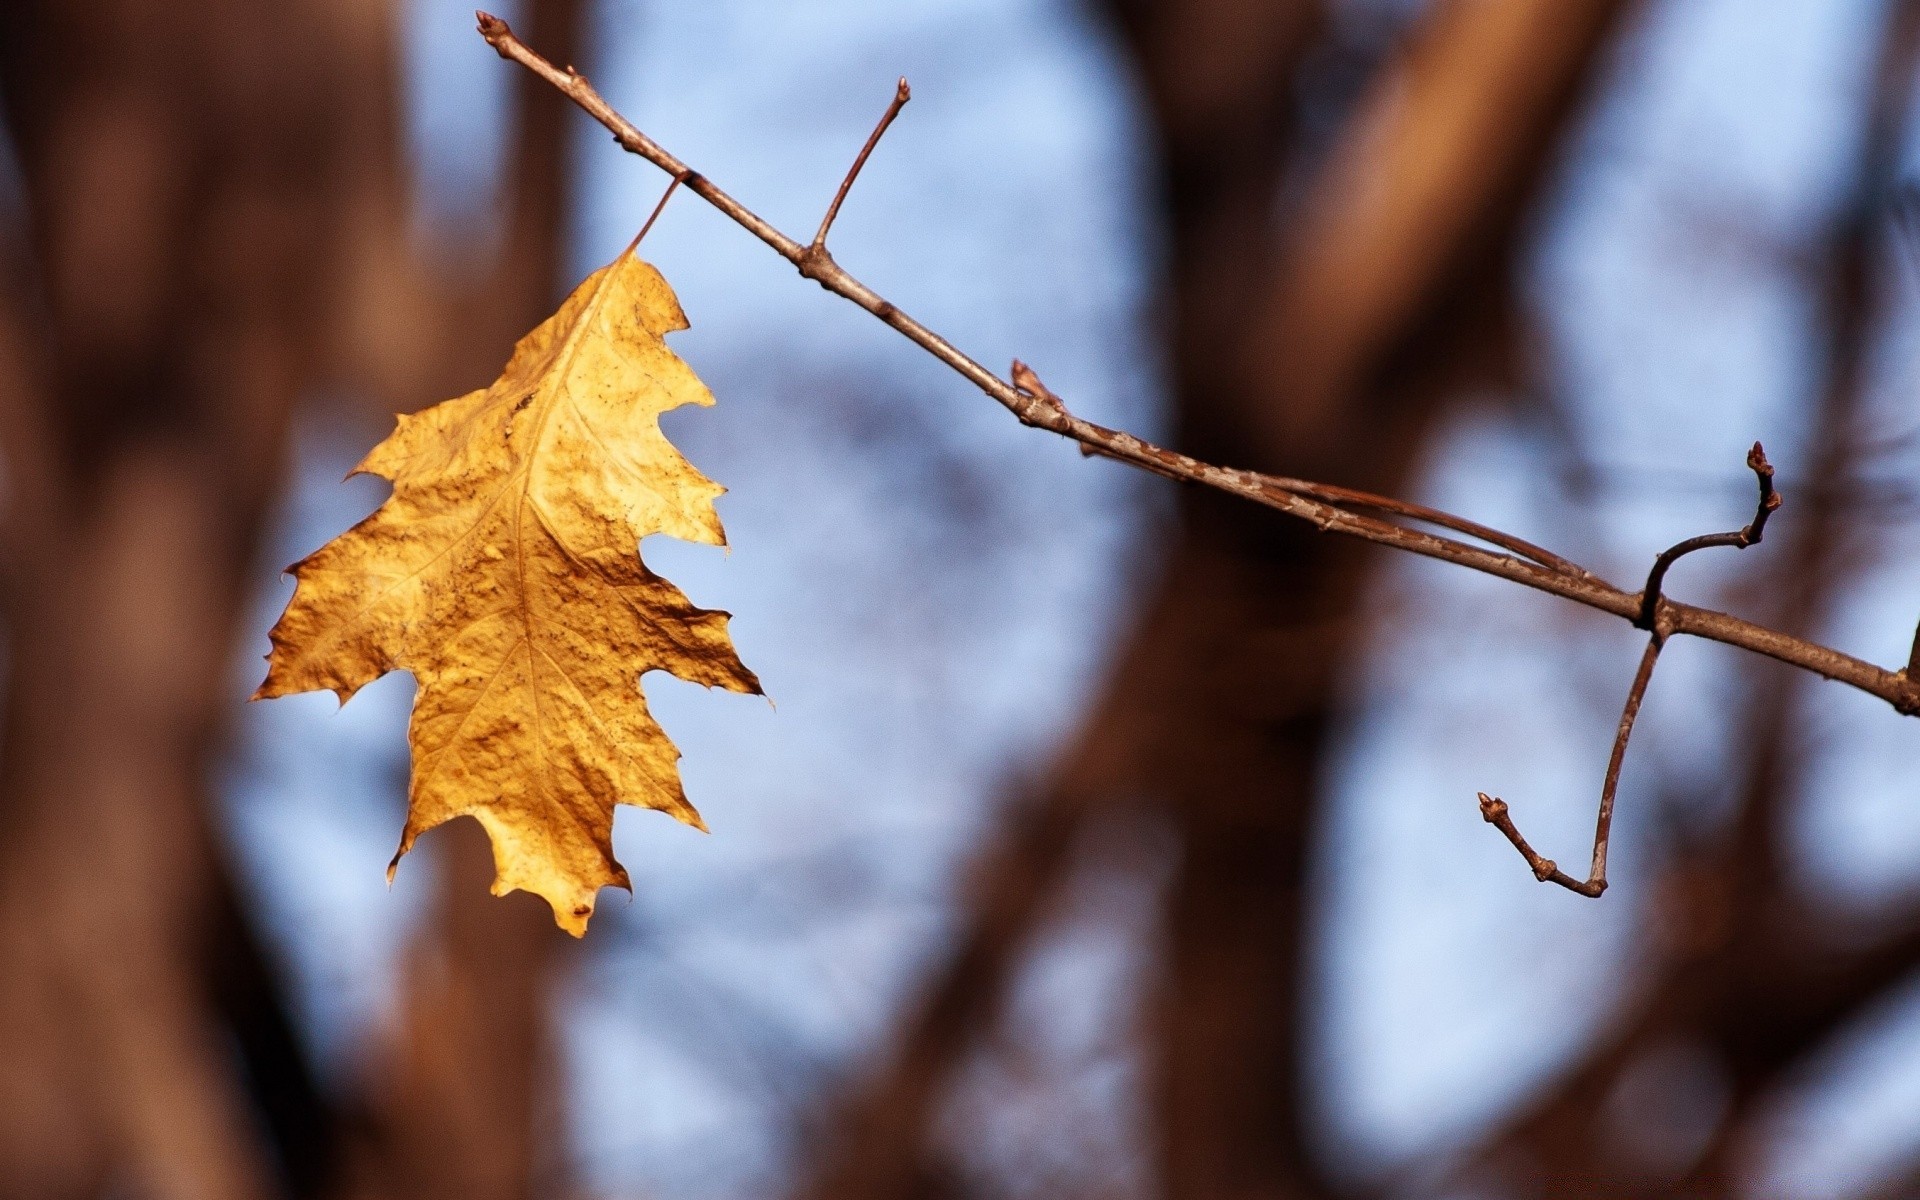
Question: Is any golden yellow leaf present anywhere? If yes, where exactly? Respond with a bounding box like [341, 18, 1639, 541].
[256, 250, 760, 935]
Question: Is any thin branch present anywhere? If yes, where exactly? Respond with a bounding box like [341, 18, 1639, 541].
[811, 77, 911, 252]
[1037, 357, 1597, 582]
[1469, 440, 1760, 895]
[1478, 631, 1665, 897]
[474, 14, 1920, 725]
[1638, 441, 1783, 627]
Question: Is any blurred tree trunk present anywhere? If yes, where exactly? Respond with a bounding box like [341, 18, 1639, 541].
[0, 1, 350, 1196]
[0, 1, 582, 1197]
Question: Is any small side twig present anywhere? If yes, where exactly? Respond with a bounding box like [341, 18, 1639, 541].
[1486, 444, 1773, 896]
[1265, 478, 1600, 582]
[1638, 442, 1782, 628]
[1479, 631, 1666, 898]
[810, 77, 911, 254]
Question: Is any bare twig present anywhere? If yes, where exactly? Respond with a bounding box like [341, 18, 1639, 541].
[474, 15, 1920, 728]
[1638, 441, 1783, 627]
[811, 77, 911, 253]
[1479, 631, 1665, 897]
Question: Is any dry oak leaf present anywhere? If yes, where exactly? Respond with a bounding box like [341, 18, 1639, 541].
[256, 250, 761, 936]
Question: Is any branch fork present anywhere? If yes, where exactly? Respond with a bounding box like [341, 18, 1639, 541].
[1482, 442, 1780, 898]
[1479, 630, 1665, 898]
[1637, 442, 1782, 630]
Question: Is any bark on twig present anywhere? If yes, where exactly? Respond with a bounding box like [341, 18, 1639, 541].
[810, 78, 911, 253]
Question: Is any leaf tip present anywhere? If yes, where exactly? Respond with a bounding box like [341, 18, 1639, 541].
[252, 660, 290, 702]
[549, 892, 599, 937]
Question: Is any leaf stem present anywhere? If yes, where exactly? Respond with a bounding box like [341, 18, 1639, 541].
[625, 174, 684, 254]
[1479, 630, 1665, 898]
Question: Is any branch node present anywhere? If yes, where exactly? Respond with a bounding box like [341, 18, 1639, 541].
[1010, 360, 1069, 428]
[1478, 793, 1562, 885]
[811, 76, 912, 252]
[797, 242, 835, 283]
